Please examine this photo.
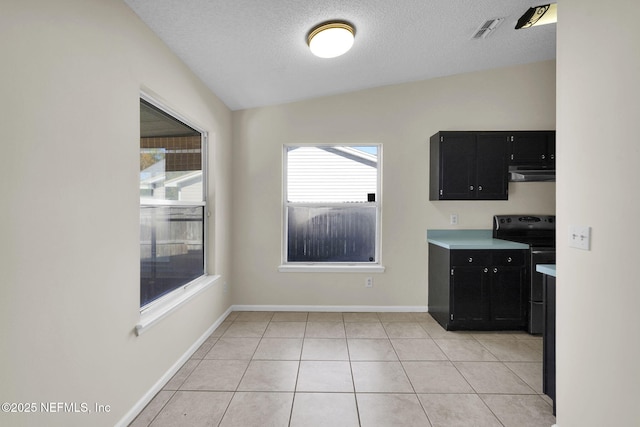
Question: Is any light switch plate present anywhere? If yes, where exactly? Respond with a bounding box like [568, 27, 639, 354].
[569, 225, 591, 250]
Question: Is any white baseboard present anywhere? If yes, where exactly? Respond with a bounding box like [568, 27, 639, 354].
[116, 305, 233, 427]
[231, 304, 428, 313]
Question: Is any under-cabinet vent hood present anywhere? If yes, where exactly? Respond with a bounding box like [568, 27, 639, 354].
[509, 166, 555, 182]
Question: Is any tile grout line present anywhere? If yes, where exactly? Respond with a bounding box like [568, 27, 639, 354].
[344, 322, 363, 427]
[287, 316, 308, 427]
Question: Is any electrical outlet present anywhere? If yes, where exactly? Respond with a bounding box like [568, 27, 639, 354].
[450, 213, 458, 225]
[223, 282, 229, 293]
[365, 277, 373, 288]
[569, 225, 591, 250]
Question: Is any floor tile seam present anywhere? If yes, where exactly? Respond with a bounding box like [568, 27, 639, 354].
[228, 345, 268, 397]
[462, 392, 508, 427]
[501, 361, 543, 393]
[476, 392, 547, 396]
[353, 391, 424, 395]
[176, 357, 261, 393]
[413, 391, 436, 427]
[475, 337, 538, 361]
[447, 359, 485, 395]
[388, 337, 449, 361]
[288, 359, 304, 427]
[431, 336, 456, 362]
[432, 336, 504, 363]
[345, 320, 384, 327]
[142, 389, 178, 427]
[416, 321, 434, 338]
[395, 356, 423, 400]
[344, 339, 364, 427]
[254, 336, 304, 360]
[172, 357, 207, 392]
[451, 360, 538, 395]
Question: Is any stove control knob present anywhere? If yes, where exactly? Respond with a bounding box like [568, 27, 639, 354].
[507, 257, 512, 263]
[468, 257, 473, 263]
[493, 268, 498, 273]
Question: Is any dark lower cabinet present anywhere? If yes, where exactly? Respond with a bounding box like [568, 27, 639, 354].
[429, 244, 527, 330]
[451, 266, 489, 325]
[543, 274, 556, 415]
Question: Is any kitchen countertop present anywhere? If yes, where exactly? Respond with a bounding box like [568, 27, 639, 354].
[427, 229, 530, 250]
[536, 264, 557, 277]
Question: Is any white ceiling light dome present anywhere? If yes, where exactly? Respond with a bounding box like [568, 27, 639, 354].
[307, 21, 355, 58]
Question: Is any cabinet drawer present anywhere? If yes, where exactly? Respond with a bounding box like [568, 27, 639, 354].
[451, 251, 490, 266]
[492, 251, 526, 266]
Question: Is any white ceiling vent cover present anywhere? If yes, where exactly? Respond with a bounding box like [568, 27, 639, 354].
[472, 18, 504, 39]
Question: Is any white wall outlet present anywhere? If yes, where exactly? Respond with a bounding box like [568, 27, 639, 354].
[365, 277, 373, 288]
[569, 225, 591, 250]
[223, 282, 229, 293]
[450, 213, 458, 225]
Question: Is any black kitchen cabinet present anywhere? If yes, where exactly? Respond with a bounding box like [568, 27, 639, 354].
[428, 244, 527, 330]
[509, 131, 555, 168]
[430, 131, 509, 200]
[543, 274, 556, 415]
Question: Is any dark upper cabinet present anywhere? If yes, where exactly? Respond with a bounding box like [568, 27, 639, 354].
[509, 131, 556, 168]
[430, 131, 509, 200]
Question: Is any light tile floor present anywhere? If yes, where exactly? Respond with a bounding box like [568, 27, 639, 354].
[130, 312, 556, 427]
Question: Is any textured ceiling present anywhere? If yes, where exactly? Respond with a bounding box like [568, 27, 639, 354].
[124, 0, 556, 111]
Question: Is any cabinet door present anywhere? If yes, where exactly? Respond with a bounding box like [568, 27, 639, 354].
[546, 132, 555, 168]
[510, 132, 555, 166]
[489, 266, 526, 324]
[475, 133, 509, 200]
[439, 133, 476, 199]
[451, 266, 488, 324]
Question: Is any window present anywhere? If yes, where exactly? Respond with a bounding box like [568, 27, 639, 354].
[139, 98, 207, 308]
[283, 145, 381, 267]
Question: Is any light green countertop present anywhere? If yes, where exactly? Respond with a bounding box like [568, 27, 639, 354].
[536, 264, 557, 277]
[427, 229, 530, 250]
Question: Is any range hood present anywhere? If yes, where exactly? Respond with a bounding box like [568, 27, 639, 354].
[509, 166, 556, 182]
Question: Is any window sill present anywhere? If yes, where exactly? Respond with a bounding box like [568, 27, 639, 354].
[278, 264, 385, 273]
[135, 274, 221, 336]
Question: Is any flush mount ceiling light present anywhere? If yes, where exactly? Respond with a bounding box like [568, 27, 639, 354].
[515, 3, 557, 29]
[307, 21, 355, 58]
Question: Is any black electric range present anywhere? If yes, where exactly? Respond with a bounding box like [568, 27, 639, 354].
[493, 215, 556, 334]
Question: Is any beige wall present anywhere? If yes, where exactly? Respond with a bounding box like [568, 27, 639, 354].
[231, 60, 556, 308]
[557, 1, 640, 425]
[0, 1, 232, 426]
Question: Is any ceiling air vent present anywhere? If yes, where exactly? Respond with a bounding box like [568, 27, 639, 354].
[472, 18, 504, 39]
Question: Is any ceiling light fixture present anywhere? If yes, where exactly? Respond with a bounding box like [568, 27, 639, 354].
[307, 21, 355, 58]
[515, 3, 557, 29]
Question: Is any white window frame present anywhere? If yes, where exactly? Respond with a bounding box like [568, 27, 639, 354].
[136, 92, 219, 335]
[279, 143, 385, 273]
